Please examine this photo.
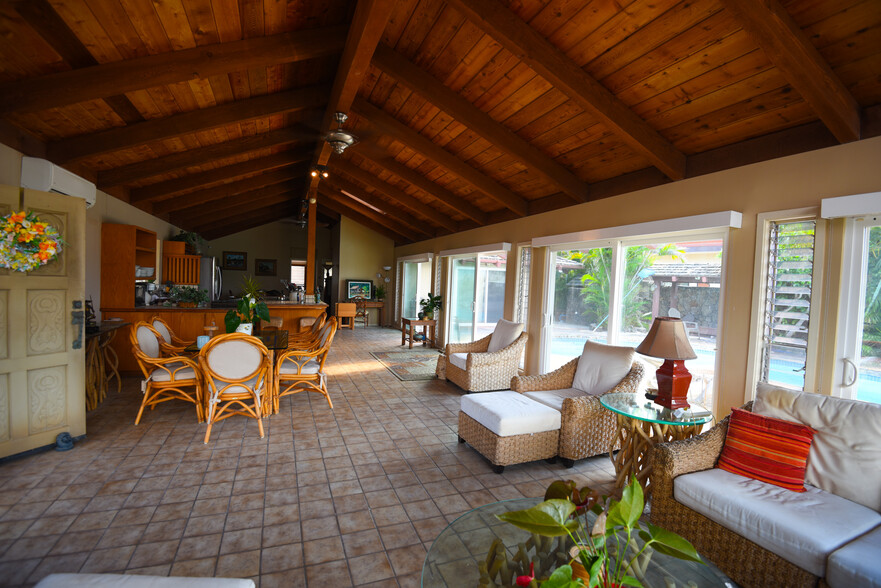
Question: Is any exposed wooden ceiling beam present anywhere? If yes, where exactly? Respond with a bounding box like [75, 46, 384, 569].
[319, 185, 414, 240]
[170, 185, 296, 226]
[130, 151, 310, 203]
[329, 159, 458, 232]
[324, 176, 434, 238]
[47, 85, 328, 164]
[446, 0, 686, 181]
[373, 44, 588, 204]
[98, 125, 316, 188]
[185, 195, 297, 232]
[151, 166, 307, 214]
[13, 0, 144, 125]
[318, 189, 406, 243]
[352, 98, 529, 216]
[306, 0, 397, 196]
[199, 203, 300, 240]
[0, 27, 347, 116]
[719, 0, 860, 143]
[351, 142, 488, 225]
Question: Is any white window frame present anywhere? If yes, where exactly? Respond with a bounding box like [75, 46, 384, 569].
[744, 208, 825, 398]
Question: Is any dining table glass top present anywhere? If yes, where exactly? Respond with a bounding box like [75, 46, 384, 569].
[185, 329, 289, 352]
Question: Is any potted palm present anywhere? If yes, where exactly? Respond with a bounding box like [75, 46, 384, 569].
[419, 293, 442, 320]
[225, 275, 270, 334]
[497, 477, 702, 587]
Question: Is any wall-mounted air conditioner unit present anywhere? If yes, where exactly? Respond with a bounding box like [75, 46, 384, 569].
[20, 157, 97, 208]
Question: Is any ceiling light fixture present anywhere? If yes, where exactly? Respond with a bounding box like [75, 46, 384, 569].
[324, 112, 357, 154]
[310, 165, 329, 179]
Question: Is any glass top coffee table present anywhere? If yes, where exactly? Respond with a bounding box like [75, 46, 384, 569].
[422, 497, 733, 587]
[600, 393, 715, 495]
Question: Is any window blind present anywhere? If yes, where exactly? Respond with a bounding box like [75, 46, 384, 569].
[761, 221, 816, 389]
[516, 246, 531, 325]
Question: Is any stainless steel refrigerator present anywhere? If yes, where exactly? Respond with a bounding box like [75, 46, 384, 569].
[199, 256, 222, 301]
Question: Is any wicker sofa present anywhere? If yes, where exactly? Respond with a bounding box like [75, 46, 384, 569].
[651, 385, 881, 588]
[443, 320, 528, 392]
[511, 341, 644, 467]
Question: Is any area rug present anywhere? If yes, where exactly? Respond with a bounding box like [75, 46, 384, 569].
[370, 349, 442, 381]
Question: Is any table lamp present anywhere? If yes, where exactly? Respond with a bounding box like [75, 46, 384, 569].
[635, 317, 697, 409]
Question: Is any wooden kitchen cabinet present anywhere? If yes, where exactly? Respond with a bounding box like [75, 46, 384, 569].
[101, 223, 157, 309]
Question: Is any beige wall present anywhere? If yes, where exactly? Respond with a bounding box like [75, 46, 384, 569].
[205, 221, 332, 297]
[0, 144, 180, 318]
[396, 136, 881, 414]
[338, 216, 395, 326]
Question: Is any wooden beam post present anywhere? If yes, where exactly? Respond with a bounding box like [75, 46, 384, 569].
[445, 0, 686, 180]
[306, 192, 318, 295]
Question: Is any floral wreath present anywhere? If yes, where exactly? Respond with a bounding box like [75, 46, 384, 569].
[0, 210, 64, 272]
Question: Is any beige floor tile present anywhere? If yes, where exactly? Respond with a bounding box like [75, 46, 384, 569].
[177, 533, 222, 560]
[216, 549, 261, 578]
[306, 559, 353, 587]
[342, 528, 382, 558]
[170, 556, 217, 577]
[303, 536, 345, 565]
[347, 552, 394, 585]
[261, 542, 303, 573]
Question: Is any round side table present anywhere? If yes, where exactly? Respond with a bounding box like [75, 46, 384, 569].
[599, 393, 714, 496]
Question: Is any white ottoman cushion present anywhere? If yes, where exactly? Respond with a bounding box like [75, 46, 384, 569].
[36, 574, 255, 587]
[523, 388, 587, 412]
[674, 468, 881, 577]
[461, 391, 561, 437]
[448, 352, 468, 370]
[827, 525, 881, 588]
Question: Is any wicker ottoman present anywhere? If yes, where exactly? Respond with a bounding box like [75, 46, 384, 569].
[458, 391, 561, 473]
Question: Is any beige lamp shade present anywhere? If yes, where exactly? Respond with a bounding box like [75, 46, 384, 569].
[636, 317, 697, 360]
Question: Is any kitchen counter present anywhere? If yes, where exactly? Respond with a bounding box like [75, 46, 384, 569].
[124, 301, 328, 310]
[101, 303, 328, 374]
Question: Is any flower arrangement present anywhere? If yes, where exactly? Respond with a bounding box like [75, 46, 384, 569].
[0, 210, 63, 272]
[225, 275, 270, 333]
[497, 477, 702, 587]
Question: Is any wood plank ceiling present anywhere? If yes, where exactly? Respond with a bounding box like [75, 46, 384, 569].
[1, 0, 879, 242]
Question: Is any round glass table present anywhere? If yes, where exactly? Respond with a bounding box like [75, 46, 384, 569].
[421, 497, 733, 587]
[600, 393, 715, 495]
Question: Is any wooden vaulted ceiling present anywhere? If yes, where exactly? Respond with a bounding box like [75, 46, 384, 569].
[1, 0, 880, 242]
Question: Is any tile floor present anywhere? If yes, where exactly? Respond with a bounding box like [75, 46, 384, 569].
[0, 327, 618, 587]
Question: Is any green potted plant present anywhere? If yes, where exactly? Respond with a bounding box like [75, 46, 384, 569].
[169, 286, 209, 308]
[374, 284, 387, 300]
[419, 293, 442, 320]
[225, 275, 270, 334]
[497, 476, 702, 587]
[168, 230, 206, 256]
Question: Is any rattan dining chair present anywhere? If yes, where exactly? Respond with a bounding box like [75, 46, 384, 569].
[151, 316, 194, 356]
[288, 312, 327, 347]
[130, 322, 203, 424]
[199, 332, 271, 444]
[353, 297, 369, 328]
[275, 317, 338, 411]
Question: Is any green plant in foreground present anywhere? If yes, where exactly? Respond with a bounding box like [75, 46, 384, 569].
[497, 477, 702, 587]
[225, 275, 270, 332]
[419, 293, 442, 317]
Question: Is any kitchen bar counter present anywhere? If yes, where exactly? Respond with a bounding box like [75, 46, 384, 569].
[101, 303, 327, 374]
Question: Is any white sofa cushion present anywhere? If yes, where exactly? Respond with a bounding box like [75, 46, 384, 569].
[674, 468, 881, 577]
[572, 341, 635, 396]
[36, 574, 255, 587]
[827, 524, 881, 588]
[487, 320, 523, 353]
[523, 388, 587, 412]
[461, 391, 561, 437]
[754, 383, 881, 511]
[448, 352, 468, 370]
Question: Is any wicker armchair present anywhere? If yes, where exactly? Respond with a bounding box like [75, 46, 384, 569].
[649, 402, 821, 588]
[511, 359, 644, 467]
[444, 331, 528, 392]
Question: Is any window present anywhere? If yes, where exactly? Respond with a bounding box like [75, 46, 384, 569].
[290, 260, 306, 287]
[759, 220, 816, 391]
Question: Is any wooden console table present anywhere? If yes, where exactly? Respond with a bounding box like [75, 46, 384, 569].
[401, 318, 436, 349]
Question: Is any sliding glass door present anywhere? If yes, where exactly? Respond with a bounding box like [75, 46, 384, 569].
[401, 260, 431, 320]
[447, 252, 508, 343]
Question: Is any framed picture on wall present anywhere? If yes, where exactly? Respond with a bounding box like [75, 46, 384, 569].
[346, 279, 372, 300]
[221, 251, 247, 271]
[255, 259, 277, 276]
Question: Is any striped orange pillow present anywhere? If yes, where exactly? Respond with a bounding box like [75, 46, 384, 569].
[717, 408, 815, 492]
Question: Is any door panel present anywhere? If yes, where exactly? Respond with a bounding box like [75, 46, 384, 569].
[0, 186, 85, 458]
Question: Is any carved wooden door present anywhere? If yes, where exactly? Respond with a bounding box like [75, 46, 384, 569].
[0, 185, 86, 458]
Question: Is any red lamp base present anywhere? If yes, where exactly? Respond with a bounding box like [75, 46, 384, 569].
[654, 359, 692, 410]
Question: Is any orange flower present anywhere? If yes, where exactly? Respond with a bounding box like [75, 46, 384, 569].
[9, 212, 25, 223]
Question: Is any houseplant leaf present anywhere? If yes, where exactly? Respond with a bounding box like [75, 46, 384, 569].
[606, 478, 643, 530]
[495, 499, 577, 537]
[638, 524, 703, 563]
[225, 309, 241, 333]
[255, 301, 270, 323]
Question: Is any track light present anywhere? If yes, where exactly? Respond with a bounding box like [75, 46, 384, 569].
[310, 165, 329, 179]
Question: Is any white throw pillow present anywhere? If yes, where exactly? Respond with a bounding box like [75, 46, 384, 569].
[487, 319, 524, 353]
[754, 383, 881, 511]
[572, 341, 635, 396]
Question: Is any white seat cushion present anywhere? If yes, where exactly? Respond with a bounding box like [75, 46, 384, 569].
[754, 383, 881, 511]
[36, 573, 255, 587]
[208, 375, 262, 396]
[278, 359, 321, 375]
[448, 352, 469, 370]
[461, 391, 561, 437]
[523, 388, 587, 412]
[487, 319, 524, 353]
[572, 341, 635, 395]
[827, 524, 881, 588]
[674, 468, 881, 576]
[151, 362, 196, 382]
